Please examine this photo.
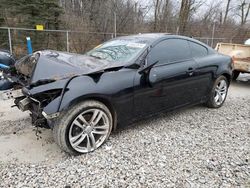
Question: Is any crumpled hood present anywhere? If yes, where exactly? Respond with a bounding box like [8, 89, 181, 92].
[15, 50, 119, 84]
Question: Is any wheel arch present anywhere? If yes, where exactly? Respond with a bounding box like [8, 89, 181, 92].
[61, 95, 118, 131]
[221, 73, 232, 85]
[87, 96, 117, 131]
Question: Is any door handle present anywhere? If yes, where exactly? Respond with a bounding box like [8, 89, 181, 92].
[186, 67, 194, 76]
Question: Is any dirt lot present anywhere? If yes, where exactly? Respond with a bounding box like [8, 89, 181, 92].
[0, 74, 249, 187]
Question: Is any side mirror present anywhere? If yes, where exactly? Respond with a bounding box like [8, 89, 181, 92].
[138, 61, 158, 74]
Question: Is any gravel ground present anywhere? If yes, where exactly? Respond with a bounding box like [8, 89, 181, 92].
[0, 76, 249, 187]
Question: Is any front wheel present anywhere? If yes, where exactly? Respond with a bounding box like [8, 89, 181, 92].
[206, 76, 229, 108]
[53, 100, 113, 155]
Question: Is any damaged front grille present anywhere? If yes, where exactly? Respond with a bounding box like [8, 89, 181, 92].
[14, 89, 62, 128]
[32, 89, 62, 107]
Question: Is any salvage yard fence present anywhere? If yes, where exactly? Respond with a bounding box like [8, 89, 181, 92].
[0, 27, 229, 58]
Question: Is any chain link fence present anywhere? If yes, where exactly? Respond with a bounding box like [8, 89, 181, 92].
[0, 27, 230, 58]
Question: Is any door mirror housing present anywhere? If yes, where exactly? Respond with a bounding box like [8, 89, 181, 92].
[138, 61, 159, 74]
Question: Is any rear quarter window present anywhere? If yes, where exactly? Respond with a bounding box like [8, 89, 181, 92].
[189, 41, 208, 58]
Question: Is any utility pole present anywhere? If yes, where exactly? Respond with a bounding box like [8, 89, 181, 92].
[211, 22, 216, 47]
[66, 31, 69, 52]
[113, 0, 117, 38]
[8, 28, 12, 54]
[114, 11, 117, 38]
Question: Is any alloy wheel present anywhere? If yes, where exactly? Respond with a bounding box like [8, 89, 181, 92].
[214, 79, 228, 106]
[68, 108, 110, 153]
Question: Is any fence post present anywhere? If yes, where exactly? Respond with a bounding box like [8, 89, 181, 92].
[176, 26, 179, 35]
[66, 31, 69, 52]
[8, 28, 12, 54]
[211, 22, 216, 47]
[26, 37, 33, 54]
[114, 12, 117, 38]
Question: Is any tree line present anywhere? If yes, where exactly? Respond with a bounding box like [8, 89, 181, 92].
[0, 0, 249, 56]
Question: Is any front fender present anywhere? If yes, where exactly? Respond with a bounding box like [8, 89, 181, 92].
[45, 69, 137, 125]
[41, 75, 107, 116]
[59, 75, 113, 112]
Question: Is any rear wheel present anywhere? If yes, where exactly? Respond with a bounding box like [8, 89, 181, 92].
[53, 100, 113, 155]
[206, 76, 229, 108]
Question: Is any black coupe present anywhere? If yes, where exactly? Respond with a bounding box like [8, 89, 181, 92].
[1, 34, 233, 154]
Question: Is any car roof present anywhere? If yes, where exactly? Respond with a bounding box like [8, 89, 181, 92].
[115, 33, 206, 46]
[116, 33, 170, 43]
[113, 33, 215, 53]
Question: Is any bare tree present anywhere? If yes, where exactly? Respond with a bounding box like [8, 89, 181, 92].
[153, 0, 160, 31]
[223, 0, 232, 24]
[3, 0, 250, 55]
[237, 0, 250, 25]
[201, 1, 222, 24]
[178, 0, 203, 34]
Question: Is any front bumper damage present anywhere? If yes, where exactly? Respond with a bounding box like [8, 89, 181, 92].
[1, 50, 124, 129]
[42, 111, 60, 120]
[0, 89, 60, 128]
[0, 89, 23, 101]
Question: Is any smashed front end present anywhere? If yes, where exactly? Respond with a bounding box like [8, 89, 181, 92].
[16, 87, 63, 128]
[1, 52, 67, 128]
[1, 50, 119, 128]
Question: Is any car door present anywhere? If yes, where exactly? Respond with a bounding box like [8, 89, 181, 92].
[188, 41, 213, 101]
[134, 38, 199, 117]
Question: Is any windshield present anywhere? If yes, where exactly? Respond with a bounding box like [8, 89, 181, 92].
[86, 39, 147, 63]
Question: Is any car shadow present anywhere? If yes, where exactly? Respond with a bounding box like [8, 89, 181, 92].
[113, 104, 204, 134]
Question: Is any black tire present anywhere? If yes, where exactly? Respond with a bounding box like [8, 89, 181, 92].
[206, 75, 229, 108]
[232, 71, 240, 80]
[53, 100, 113, 155]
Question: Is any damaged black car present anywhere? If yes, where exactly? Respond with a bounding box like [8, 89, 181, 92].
[0, 34, 233, 154]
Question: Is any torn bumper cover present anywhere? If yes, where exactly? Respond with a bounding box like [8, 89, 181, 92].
[0, 88, 60, 127]
[0, 89, 23, 101]
[42, 111, 60, 120]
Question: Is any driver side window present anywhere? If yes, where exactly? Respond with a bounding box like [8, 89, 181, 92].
[147, 39, 192, 65]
